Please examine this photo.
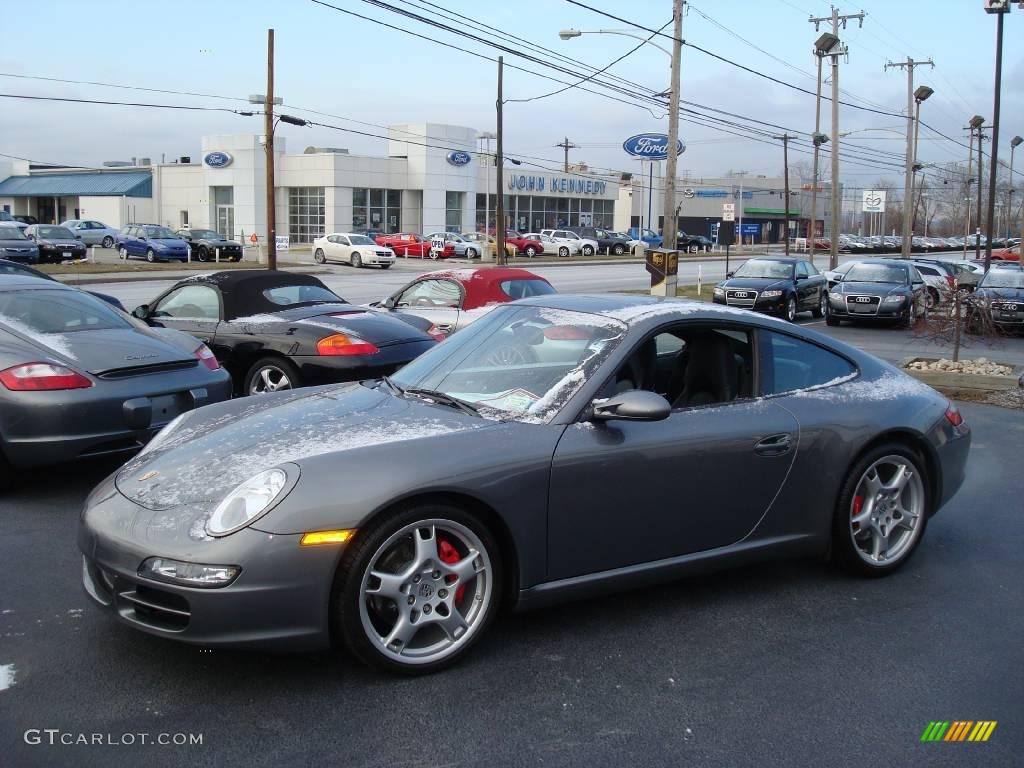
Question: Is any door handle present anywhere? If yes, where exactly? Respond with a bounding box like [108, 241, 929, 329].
[754, 433, 793, 456]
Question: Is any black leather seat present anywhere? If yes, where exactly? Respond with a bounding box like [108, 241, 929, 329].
[615, 338, 657, 393]
[673, 332, 738, 407]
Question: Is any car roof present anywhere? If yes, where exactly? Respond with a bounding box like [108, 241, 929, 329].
[744, 257, 798, 264]
[423, 267, 548, 284]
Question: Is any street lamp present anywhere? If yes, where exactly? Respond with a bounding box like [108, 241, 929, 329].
[477, 131, 496, 234]
[1010, 135, 1022, 242]
[908, 85, 934, 243]
[558, 28, 673, 57]
[814, 31, 846, 268]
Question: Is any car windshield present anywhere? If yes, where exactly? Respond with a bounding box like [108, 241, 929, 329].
[734, 260, 793, 279]
[0, 289, 130, 334]
[981, 271, 1024, 289]
[143, 226, 177, 239]
[349, 235, 376, 245]
[845, 263, 908, 284]
[0, 227, 28, 240]
[37, 226, 75, 239]
[262, 284, 344, 305]
[189, 230, 220, 239]
[391, 305, 627, 423]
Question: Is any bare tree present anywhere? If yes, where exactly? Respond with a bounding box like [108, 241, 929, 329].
[912, 278, 1002, 362]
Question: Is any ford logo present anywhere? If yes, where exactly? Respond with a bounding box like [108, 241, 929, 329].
[446, 151, 472, 166]
[203, 151, 233, 168]
[622, 133, 686, 160]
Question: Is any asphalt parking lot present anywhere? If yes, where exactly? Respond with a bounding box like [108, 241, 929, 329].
[0, 401, 1021, 767]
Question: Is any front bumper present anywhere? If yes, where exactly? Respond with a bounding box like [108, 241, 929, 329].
[364, 251, 396, 265]
[828, 295, 908, 320]
[712, 294, 789, 316]
[39, 244, 87, 260]
[927, 411, 972, 513]
[79, 493, 341, 650]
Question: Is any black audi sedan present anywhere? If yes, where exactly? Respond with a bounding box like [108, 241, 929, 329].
[826, 259, 927, 328]
[175, 228, 243, 262]
[713, 257, 828, 322]
[134, 270, 438, 395]
[24, 224, 88, 263]
[968, 264, 1024, 333]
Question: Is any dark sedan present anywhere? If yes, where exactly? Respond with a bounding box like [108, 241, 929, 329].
[713, 257, 828, 322]
[826, 259, 928, 328]
[0, 275, 232, 488]
[968, 265, 1024, 333]
[80, 294, 970, 674]
[0, 225, 40, 263]
[134, 270, 438, 395]
[24, 224, 87, 263]
[175, 228, 243, 262]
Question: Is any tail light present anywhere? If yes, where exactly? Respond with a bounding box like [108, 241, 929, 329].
[194, 344, 220, 370]
[316, 333, 379, 356]
[425, 325, 448, 341]
[945, 275, 956, 290]
[0, 362, 92, 391]
[944, 403, 964, 427]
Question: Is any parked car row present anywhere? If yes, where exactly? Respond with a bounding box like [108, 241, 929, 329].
[831, 234, 1021, 259]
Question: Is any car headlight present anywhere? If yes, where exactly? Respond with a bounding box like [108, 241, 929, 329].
[138, 557, 240, 588]
[882, 295, 906, 306]
[206, 468, 289, 536]
[762, 290, 783, 298]
[713, 286, 725, 296]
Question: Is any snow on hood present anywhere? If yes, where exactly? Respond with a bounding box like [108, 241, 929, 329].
[0, 315, 76, 360]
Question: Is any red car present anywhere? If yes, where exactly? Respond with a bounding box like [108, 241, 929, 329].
[373, 267, 556, 335]
[990, 244, 1020, 262]
[504, 231, 545, 257]
[374, 233, 445, 259]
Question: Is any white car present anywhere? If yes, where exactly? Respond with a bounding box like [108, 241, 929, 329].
[312, 232, 396, 269]
[523, 232, 578, 257]
[540, 228, 599, 257]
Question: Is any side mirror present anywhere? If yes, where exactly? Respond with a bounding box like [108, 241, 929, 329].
[132, 304, 149, 319]
[796, 274, 807, 281]
[383, 296, 397, 309]
[726, 271, 734, 278]
[591, 390, 671, 423]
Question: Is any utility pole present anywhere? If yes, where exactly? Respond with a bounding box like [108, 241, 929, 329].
[963, 125, 977, 258]
[265, 28, 276, 270]
[662, 0, 684, 252]
[885, 56, 933, 259]
[773, 134, 796, 257]
[735, 170, 747, 246]
[809, 50, 826, 261]
[555, 136, 577, 173]
[810, 7, 864, 270]
[495, 56, 506, 266]
[977, 127, 987, 262]
[983, 5, 1007, 271]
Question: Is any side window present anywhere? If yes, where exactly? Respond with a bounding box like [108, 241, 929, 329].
[153, 285, 221, 320]
[760, 330, 857, 396]
[910, 267, 924, 284]
[795, 261, 809, 278]
[397, 279, 462, 309]
[805, 261, 820, 276]
[916, 265, 937, 276]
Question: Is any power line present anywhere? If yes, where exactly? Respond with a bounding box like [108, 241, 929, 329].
[0, 92, 250, 113]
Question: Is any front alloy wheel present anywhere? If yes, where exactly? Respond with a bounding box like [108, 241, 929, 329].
[785, 296, 797, 322]
[101, 236, 114, 249]
[145, 249, 157, 263]
[337, 508, 500, 674]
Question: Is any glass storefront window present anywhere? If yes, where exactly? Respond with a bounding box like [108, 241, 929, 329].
[446, 191, 463, 232]
[353, 188, 402, 233]
[288, 187, 324, 244]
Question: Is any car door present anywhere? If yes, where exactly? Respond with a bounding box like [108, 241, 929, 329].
[325, 235, 348, 262]
[794, 260, 816, 309]
[390, 278, 463, 334]
[547, 322, 800, 580]
[127, 226, 145, 255]
[145, 283, 223, 348]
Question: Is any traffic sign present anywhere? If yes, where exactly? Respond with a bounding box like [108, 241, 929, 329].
[722, 203, 735, 222]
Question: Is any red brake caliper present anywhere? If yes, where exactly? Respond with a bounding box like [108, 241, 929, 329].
[852, 495, 864, 530]
[437, 537, 465, 603]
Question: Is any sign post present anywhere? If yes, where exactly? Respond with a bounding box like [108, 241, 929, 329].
[718, 214, 736, 277]
[645, 248, 679, 297]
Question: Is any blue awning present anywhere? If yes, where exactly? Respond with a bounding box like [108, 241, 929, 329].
[0, 171, 152, 197]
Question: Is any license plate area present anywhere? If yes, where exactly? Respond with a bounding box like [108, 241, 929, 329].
[150, 393, 189, 425]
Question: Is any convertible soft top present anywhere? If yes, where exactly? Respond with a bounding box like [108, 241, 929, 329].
[189, 270, 344, 320]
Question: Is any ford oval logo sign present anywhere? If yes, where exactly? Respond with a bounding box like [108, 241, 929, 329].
[622, 133, 685, 160]
[204, 151, 233, 168]
[446, 151, 472, 167]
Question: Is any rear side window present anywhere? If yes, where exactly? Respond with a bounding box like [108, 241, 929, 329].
[262, 284, 342, 306]
[916, 265, 938, 276]
[0, 289, 129, 333]
[499, 279, 556, 300]
[760, 331, 857, 395]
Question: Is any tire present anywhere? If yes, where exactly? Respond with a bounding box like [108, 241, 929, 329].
[898, 307, 912, 329]
[101, 236, 114, 249]
[196, 246, 209, 263]
[333, 502, 502, 675]
[582, 245, 595, 257]
[465, 247, 477, 260]
[145, 249, 157, 263]
[314, 248, 327, 264]
[613, 244, 625, 255]
[831, 443, 930, 577]
[244, 357, 301, 395]
[352, 252, 363, 269]
[812, 291, 827, 319]
[785, 296, 797, 323]
[524, 246, 537, 257]
[558, 246, 569, 258]
[118, 246, 129, 260]
[926, 287, 938, 310]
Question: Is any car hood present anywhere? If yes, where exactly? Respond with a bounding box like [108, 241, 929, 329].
[114, 383, 488, 513]
[151, 239, 188, 248]
[976, 287, 1024, 301]
[230, 304, 433, 345]
[720, 277, 791, 291]
[836, 281, 907, 296]
[36, 238, 83, 247]
[0, 238, 35, 247]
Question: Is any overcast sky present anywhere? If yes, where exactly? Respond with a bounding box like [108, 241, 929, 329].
[1, 0, 1021, 191]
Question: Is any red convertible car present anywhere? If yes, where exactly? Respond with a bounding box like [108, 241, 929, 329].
[374, 233, 445, 258]
[371, 267, 556, 335]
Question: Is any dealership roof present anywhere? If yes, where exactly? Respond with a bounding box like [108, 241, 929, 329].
[0, 171, 152, 198]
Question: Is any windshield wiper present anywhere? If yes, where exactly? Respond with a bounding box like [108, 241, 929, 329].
[380, 375, 405, 396]
[404, 387, 481, 417]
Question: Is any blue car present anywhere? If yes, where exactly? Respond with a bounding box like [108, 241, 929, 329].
[116, 224, 190, 262]
[627, 226, 663, 247]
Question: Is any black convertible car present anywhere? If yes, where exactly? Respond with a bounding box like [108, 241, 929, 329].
[175, 228, 243, 262]
[713, 257, 828, 322]
[134, 271, 438, 394]
[826, 259, 928, 328]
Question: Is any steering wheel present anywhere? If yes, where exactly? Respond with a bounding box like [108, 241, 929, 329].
[485, 343, 538, 367]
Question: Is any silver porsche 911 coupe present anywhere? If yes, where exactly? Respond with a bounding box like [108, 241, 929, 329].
[79, 295, 971, 674]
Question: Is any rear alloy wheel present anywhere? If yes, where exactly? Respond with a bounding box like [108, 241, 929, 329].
[118, 246, 129, 260]
[352, 252, 363, 269]
[926, 288, 938, 310]
[465, 247, 478, 260]
[785, 296, 798, 323]
[145, 248, 157, 263]
[314, 248, 327, 264]
[101, 236, 114, 249]
[196, 247, 209, 263]
[524, 246, 537, 257]
[336, 505, 501, 674]
[582, 245, 595, 257]
[245, 357, 300, 395]
[613, 243, 625, 255]
[813, 291, 827, 319]
[558, 246, 569, 258]
[833, 446, 929, 577]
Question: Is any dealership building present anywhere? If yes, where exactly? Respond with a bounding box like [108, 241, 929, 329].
[0, 123, 623, 243]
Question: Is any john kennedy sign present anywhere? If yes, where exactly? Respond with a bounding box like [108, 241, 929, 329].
[507, 175, 608, 195]
[622, 133, 685, 160]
